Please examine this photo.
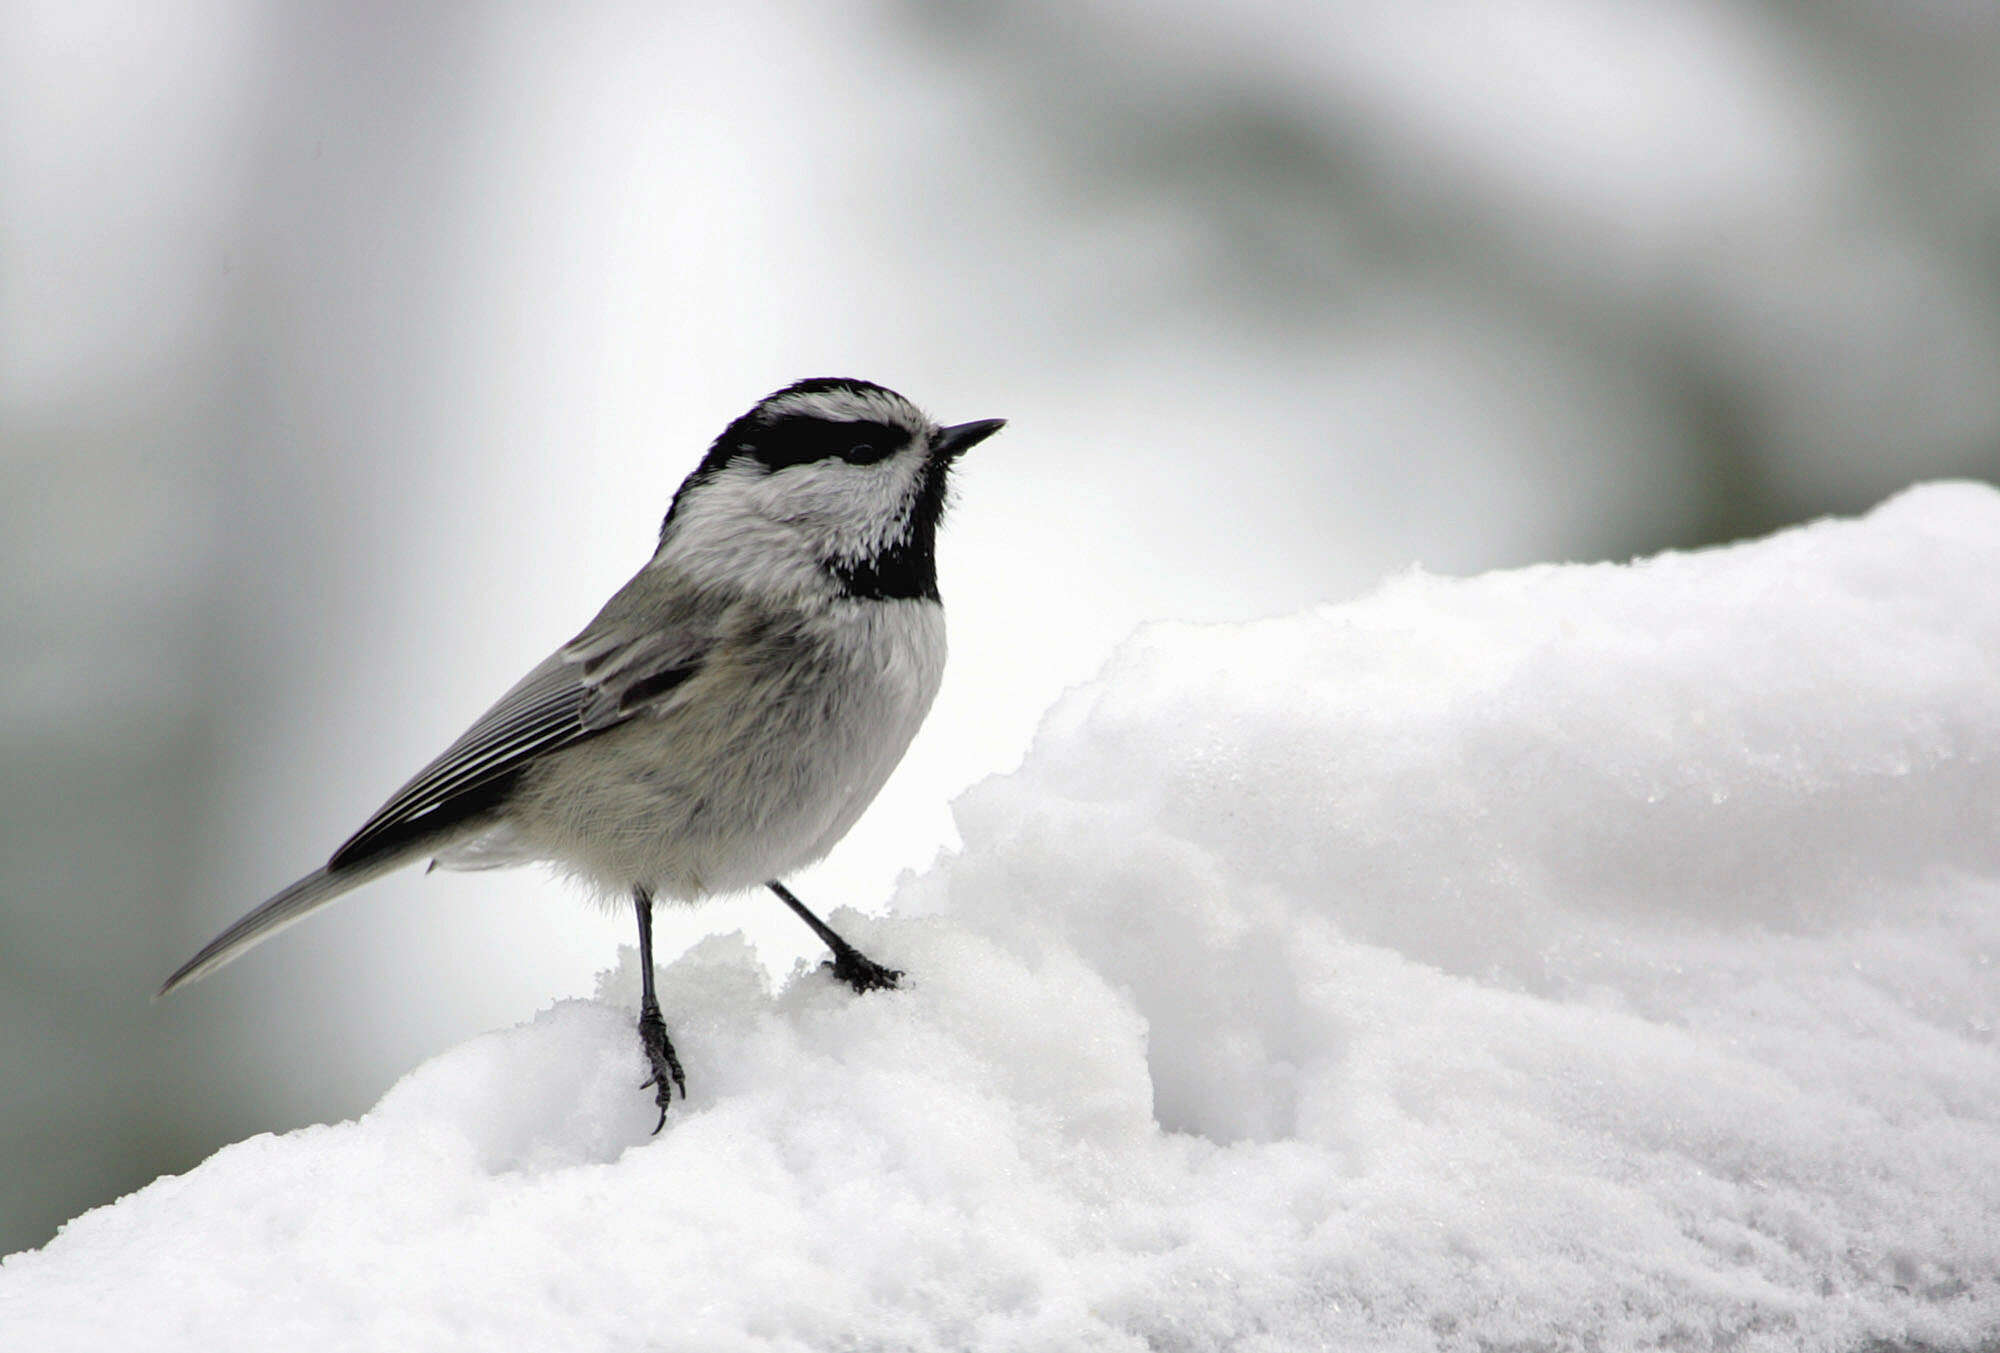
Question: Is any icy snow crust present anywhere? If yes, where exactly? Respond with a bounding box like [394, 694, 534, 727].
[7, 484, 2000, 1351]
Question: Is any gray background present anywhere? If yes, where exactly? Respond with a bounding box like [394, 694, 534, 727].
[6, 0, 1999, 1256]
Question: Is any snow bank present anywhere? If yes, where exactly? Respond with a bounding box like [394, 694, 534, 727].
[7, 483, 1999, 1351]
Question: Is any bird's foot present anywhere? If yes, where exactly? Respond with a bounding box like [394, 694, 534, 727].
[637, 1001, 686, 1134]
[825, 945, 902, 995]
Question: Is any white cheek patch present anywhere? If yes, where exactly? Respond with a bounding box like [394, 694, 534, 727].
[763, 447, 928, 562]
[660, 448, 929, 589]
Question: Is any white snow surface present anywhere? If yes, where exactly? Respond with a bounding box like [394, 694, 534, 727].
[7, 483, 2000, 1352]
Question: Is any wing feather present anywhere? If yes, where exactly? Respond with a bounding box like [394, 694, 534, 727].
[327, 586, 715, 870]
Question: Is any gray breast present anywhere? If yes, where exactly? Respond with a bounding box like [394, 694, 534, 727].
[502, 598, 947, 901]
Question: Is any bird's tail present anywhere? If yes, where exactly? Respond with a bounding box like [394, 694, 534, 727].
[157, 834, 443, 998]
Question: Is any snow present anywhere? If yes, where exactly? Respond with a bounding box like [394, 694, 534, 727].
[6, 482, 1999, 1351]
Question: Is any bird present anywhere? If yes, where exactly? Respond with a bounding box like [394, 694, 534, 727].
[160, 377, 1005, 1129]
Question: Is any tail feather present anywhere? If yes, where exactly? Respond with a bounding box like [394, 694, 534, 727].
[158, 838, 437, 998]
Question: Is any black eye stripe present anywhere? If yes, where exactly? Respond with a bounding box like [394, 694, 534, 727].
[749, 417, 908, 470]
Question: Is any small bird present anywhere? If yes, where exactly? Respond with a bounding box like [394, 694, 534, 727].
[161, 378, 1004, 1128]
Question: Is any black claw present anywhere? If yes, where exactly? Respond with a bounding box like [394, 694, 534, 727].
[826, 947, 902, 994]
[637, 1000, 685, 1133]
[769, 881, 904, 995]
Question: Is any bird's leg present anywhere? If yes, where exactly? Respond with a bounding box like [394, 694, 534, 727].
[633, 888, 685, 1132]
[767, 880, 902, 993]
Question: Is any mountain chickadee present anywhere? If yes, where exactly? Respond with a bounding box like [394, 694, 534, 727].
[160, 377, 1005, 1128]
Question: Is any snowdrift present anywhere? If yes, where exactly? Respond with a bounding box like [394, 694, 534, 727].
[6, 483, 1999, 1351]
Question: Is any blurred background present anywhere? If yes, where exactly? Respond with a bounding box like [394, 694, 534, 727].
[5, 0, 1999, 1256]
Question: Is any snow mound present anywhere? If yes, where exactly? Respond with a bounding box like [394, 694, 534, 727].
[7, 483, 1999, 1351]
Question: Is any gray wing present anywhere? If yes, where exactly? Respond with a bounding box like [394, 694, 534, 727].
[327, 578, 715, 870]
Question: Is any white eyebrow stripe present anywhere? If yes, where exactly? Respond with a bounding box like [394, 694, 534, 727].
[760, 387, 929, 431]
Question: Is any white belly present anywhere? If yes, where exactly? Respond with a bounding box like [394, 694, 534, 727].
[502, 598, 947, 901]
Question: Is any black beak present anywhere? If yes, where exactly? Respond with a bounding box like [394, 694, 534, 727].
[932, 418, 1006, 458]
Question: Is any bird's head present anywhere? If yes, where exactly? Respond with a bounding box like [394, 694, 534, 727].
[657, 378, 1004, 602]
